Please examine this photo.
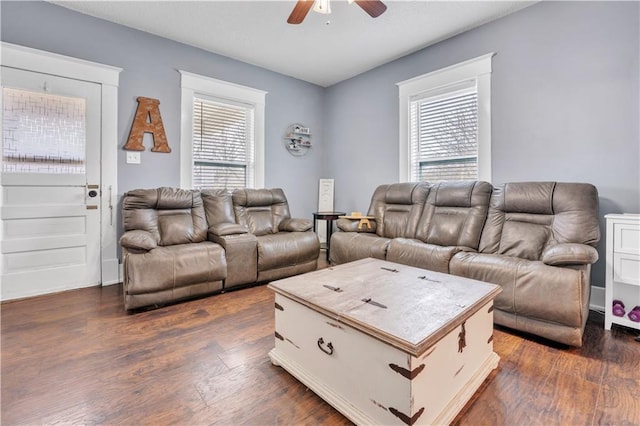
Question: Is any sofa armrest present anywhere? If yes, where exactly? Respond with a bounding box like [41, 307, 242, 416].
[120, 230, 158, 252]
[279, 218, 312, 232]
[336, 218, 377, 233]
[541, 243, 599, 266]
[209, 222, 248, 236]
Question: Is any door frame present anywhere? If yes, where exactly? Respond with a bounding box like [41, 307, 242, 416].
[1, 42, 122, 288]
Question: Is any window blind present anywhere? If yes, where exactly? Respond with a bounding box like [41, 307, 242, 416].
[409, 83, 478, 182]
[192, 96, 255, 190]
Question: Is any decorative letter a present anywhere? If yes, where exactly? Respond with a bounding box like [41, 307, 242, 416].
[124, 97, 171, 153]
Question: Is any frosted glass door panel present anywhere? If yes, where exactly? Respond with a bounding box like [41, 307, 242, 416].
[2, 87, 86, 174]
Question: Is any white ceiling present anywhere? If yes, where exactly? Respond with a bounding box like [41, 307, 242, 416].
[51, 1, 535, 87]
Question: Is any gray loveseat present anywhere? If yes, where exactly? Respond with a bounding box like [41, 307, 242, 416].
[331, 181, 600, 347]
[120, 187, 319, 310]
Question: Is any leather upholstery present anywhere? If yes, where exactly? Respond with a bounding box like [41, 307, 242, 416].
[387, 181, 493, 272]
[233, 188, 292, 236]
[331, 181, 600, 347]
[121, 187, 319, 309]
[121, 188, 226, 310]
[479, 182, 600, 258]
[368, 182, 430, 239]
[416, 181, 492, 249]
[202, 189, 258, 288]
[451, 182, 600, 347]
[231, 188, 319, 282]
[331, 182, 429, 264]
[330, 233, 391, 265]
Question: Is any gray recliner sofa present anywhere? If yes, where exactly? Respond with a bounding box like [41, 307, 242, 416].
[120, 187, 319, 311]
[330, 181, 600, 347]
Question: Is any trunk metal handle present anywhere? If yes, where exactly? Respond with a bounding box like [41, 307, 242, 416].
[317, 337, 334, 356]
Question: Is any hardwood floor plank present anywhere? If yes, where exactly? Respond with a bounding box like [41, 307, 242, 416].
[595, 379, 640, 426]
[2, 269, 639, 425]
[531, 368, 601, 425]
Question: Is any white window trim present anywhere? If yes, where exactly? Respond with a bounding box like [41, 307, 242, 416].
[179, 70, 267, 189]
[397, 53, 495, 183]
[0, 42, 122, 286]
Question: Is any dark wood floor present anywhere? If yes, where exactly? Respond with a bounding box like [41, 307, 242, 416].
[2, 258, 639, 425]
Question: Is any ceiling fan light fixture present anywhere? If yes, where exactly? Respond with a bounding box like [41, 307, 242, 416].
[313, 0, 331, 15]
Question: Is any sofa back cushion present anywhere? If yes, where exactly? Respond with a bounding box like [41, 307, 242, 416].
[416, 181, 492, 249]
[367, 182, 429, 239]
[122, 187, 207, 246]
[201, 189, 236, 225]
[232, 188, 291, 236]
[479, 182, 600, 260]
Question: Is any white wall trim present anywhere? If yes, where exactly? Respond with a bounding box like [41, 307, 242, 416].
[397, 52, 495, 182]
[1, 42, 122, 287]
[1, 42, 121, 86]
[179, 70, 267, 189]
[589, 285, 605, 312]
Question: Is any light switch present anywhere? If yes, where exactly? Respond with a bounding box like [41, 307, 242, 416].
[126, 151, 141, 164]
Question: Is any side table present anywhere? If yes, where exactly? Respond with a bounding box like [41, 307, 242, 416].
[313, 211, 346, 262]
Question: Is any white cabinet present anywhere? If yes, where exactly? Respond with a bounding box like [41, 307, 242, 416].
[605, 214, 640, 331]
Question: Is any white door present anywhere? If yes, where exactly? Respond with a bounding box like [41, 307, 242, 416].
[1, 66, 102, 300]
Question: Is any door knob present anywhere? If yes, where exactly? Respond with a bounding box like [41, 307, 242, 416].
[88, 190, 98, 198]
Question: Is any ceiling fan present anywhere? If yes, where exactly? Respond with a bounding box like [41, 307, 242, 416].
[287, 0, 387, 24]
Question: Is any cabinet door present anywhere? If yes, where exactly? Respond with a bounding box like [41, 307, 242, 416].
[613, 253, 640, 286]
[614, 222, 640, 255]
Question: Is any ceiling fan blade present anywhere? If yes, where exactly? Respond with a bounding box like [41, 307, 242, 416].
[354, 0, 387, 18]
[287, 0, 315, 24]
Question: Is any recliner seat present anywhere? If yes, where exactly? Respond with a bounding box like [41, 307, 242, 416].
[330, 182, 430, 264]
[387, 181, 492, 273]
[449, 182, 600, 347]
[232, 188, 319, 282]
[120, 187, 226, 310]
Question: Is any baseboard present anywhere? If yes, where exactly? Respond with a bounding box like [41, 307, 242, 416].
[590, 285, 605, 312]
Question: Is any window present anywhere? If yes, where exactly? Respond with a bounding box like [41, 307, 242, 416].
[180, 71, 266, 190]
[398, 53, 494, 182]
[192, 96, 254, 190]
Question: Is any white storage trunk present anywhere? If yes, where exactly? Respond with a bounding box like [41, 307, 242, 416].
[268, 258, 501, 425]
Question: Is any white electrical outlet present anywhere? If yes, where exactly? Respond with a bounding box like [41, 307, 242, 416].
[126, 151, 141, 164]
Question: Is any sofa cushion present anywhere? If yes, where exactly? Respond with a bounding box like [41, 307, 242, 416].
[450, 251, 588, 328]
[122, 187, 207, 246]
[233, 188, 292, 236]
[329, 232, 390, 265]
[386, 238, 461, 273]
[498, 219, 551, 261]
[503, 181, 554, 214]
[120, 230, 158, 252]
[201, 189, 236, 225]
[479, 182, 600, 260]
[367, 182, 429, 239]
[416, 181, 492, 250]
[124, 242, 226, 295]
[256, 232, 319, 271]
[280, 218, 313, 232]
[541, 243, 599, 266]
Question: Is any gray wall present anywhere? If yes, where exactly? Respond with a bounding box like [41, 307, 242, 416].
[324, 1, 640, 286]
[0, 0, 326, 219]
[2, 1, 638, 288]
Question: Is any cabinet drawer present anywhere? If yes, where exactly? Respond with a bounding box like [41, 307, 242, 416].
[614, 222, 640, 255]
[614, 253, 640, 286]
